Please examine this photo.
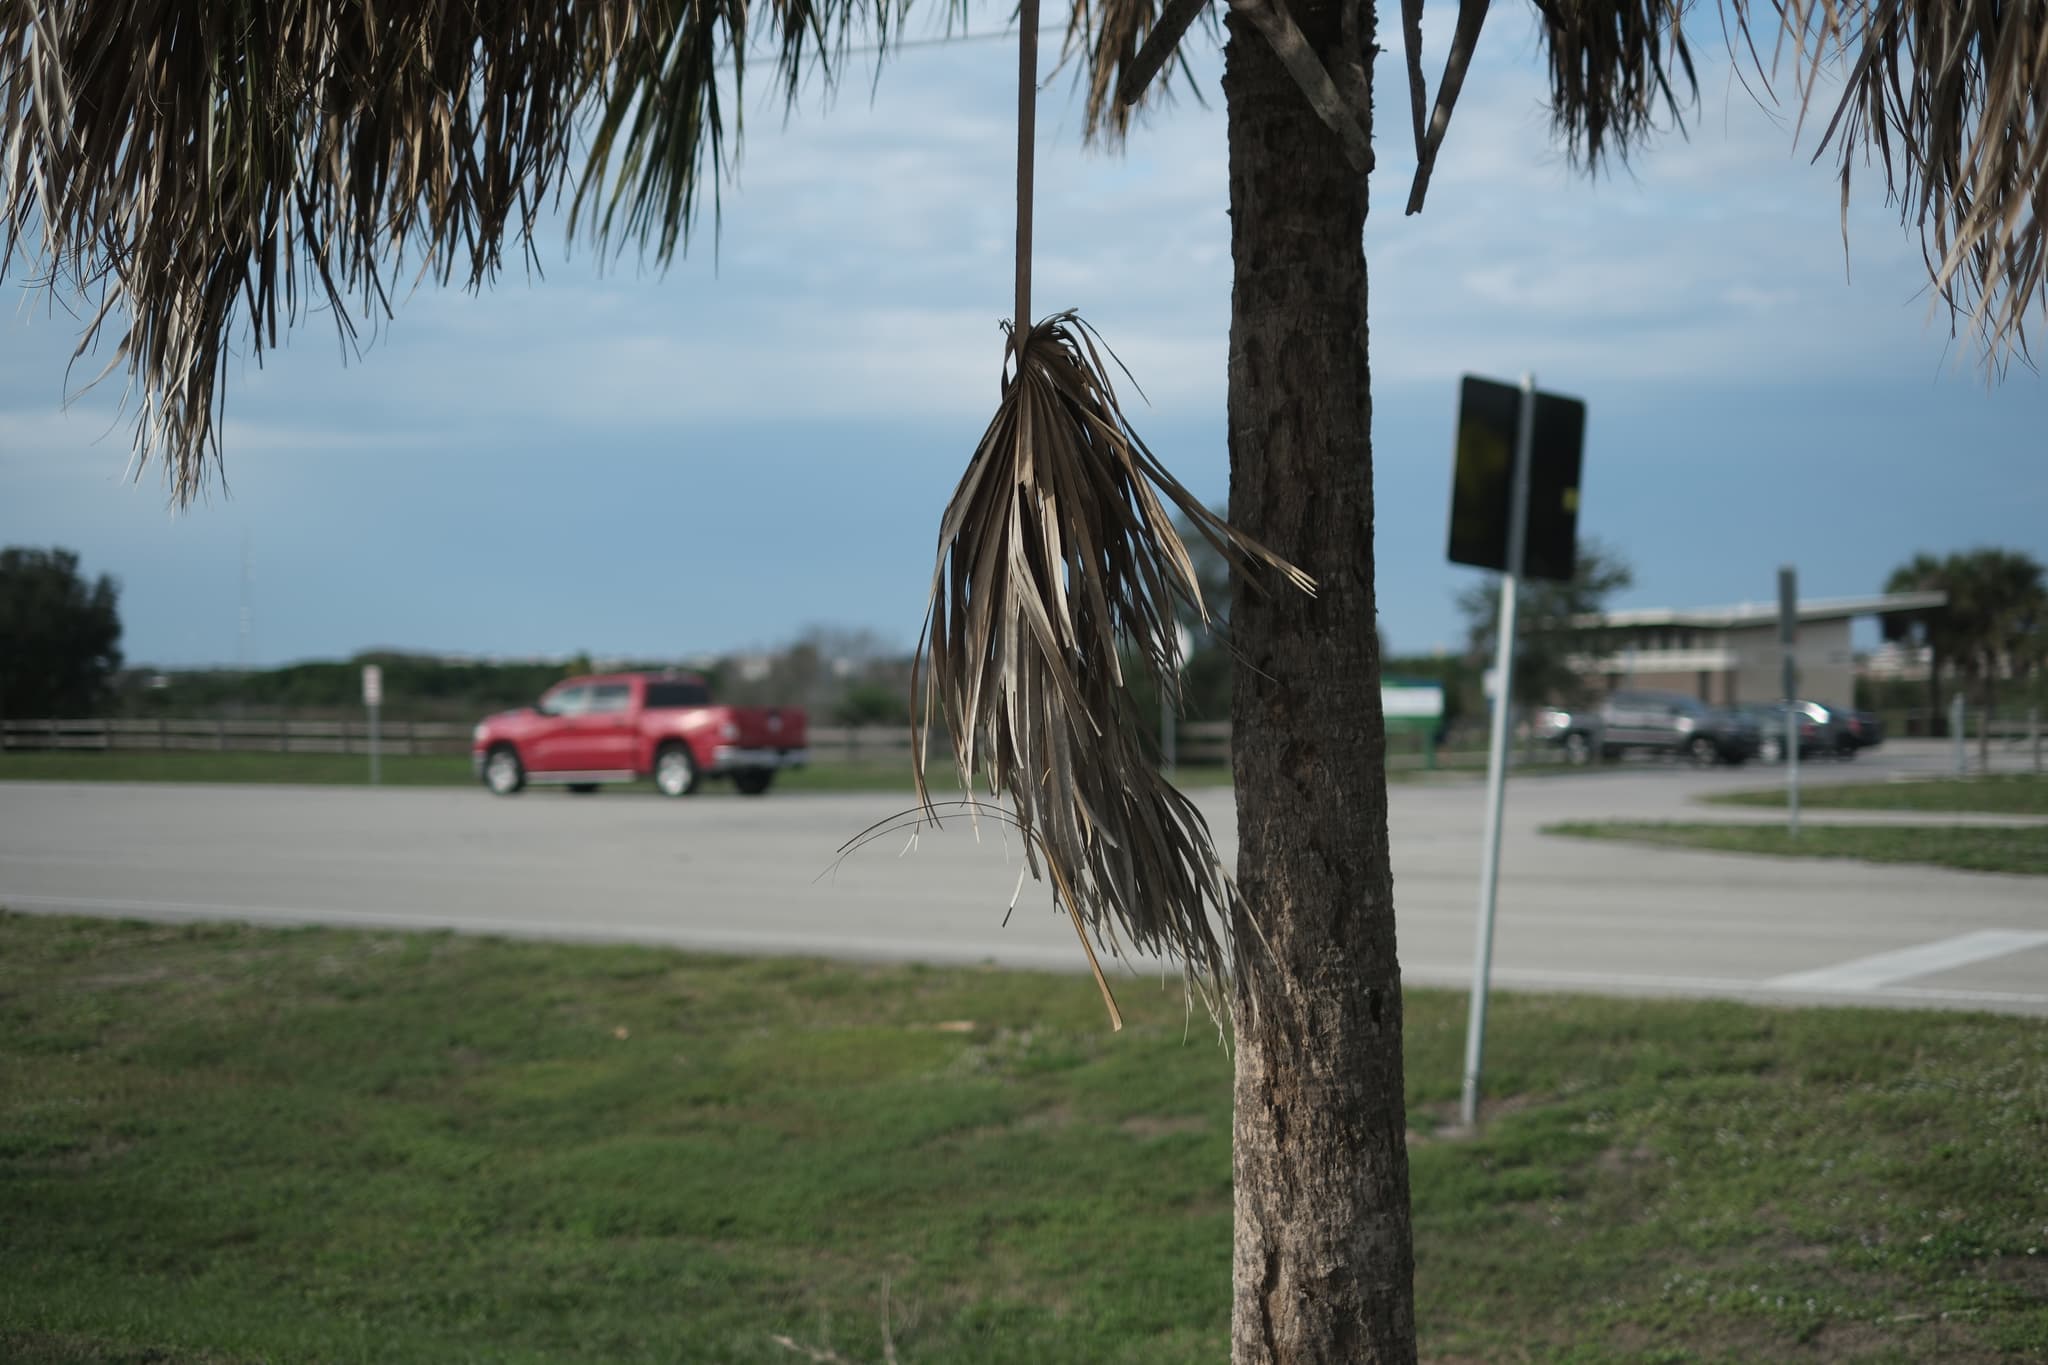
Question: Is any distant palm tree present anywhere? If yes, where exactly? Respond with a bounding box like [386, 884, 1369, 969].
[1892, 549, 2048, 768]
[5, 3, 2043, 1359]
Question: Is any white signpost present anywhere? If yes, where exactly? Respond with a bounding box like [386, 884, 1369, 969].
[1779, 567, 1800, 838]
[1447, 370, 1586, 1131]
[362, 664, 384, 786]
[1460, 372, 1536, 1132]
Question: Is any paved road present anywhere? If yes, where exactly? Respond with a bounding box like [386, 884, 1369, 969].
[2, 742, 2042, 1014]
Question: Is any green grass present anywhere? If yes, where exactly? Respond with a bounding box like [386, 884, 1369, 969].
[1547, 820, 2048, 876]
[4, 914, 2045, 1363]
[1708, 774, 2048, 816]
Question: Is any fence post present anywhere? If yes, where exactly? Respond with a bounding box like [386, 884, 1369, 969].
[216, 717, 226, 751]
[1951, 693, 1966, 774]
[2032, 707, 2041, 775]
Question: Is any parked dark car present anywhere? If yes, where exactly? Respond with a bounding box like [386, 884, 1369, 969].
[1843, 709, 1886, 752]
[1724, 700, 1869, 762]
[1544, 689, 1759, 766]
[1734, 702, 1827, 764]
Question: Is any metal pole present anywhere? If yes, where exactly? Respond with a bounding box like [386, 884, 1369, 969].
[1786, 704, 1800, 837]
[1779, 566, 1799, 839]
[1460, 371, 1535, 1132]
[1951, 692, 1966, 775]
[369, 702, 382, 785]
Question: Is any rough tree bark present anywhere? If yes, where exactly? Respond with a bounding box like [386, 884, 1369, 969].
[1223, 1, 1417, 1361]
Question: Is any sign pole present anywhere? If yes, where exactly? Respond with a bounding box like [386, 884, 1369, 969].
[1459, 372, 1535, 1131]
[1779, 567, 1799, 838]
[363, 664, 384, 786]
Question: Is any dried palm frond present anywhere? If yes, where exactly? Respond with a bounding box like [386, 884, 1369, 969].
[1737, 0, 2047, 360]
[0, 0, 900, 504]
[913, 311, 1313, 1017]
[0, 0, 644, 502]
[1536, 0, 1699, 169]
[573, 0, 906, 260]
[1066, 0, 1217, 142]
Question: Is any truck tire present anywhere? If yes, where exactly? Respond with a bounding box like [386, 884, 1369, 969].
[654, 742, 700, 797]
[733, 769, 775, 796]
[1687, 735, 1719, 766]
[483, 745, 526, 795]
[1562, 732, 1594, 767]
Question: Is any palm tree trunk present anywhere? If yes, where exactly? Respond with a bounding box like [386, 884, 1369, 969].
[1980, 675, 1995, 773]
[1222, 3, 1416, 1361]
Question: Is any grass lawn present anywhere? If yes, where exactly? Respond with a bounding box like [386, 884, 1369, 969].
[1545, 821, 2048, 876]
[1708, 775, 2048, 817]
[4, 914, 2045, 1363]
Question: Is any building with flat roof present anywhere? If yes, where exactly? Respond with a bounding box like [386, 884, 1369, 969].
[1570, 591, 1947, 709]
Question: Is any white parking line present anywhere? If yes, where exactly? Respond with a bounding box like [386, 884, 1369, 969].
[1768, 930, 2048, 992]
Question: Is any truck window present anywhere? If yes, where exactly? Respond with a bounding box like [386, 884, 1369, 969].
[539, 685, 591, 717]
[645, 680, 711, 708]
[589, 683, 632, 714]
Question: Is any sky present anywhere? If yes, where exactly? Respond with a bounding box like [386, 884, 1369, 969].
[3, 3, 2043, 669]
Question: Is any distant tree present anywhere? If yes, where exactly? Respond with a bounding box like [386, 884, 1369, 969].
[0, 547, 124, 719]
[1456, 542, 1635, 710]
[832, 682, 907, 727]
[1886, 549, 2047, 765]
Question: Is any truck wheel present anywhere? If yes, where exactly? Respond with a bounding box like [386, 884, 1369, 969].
[654, 743, 700, 797]
[1562, 732, 1593, 767]
[733, 769, 775, 796]
[1687, 736, 1719, 766]
[483, 746, 526, 795]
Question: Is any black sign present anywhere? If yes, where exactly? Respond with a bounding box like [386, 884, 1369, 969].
[1446, 376, 1585, 583]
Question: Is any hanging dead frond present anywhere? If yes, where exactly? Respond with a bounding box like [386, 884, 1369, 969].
[913, 311, 1313, 1013]
[1737, 0, 2047, 361]
[1537, 0, 1698, 170]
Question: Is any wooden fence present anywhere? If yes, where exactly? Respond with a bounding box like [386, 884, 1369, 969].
[0, 715, 1470, 769]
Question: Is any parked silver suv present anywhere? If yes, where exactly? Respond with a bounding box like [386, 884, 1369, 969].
[1543, 689, 1760, 766]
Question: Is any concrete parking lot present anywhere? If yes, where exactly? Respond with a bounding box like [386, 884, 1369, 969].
[2, 740, 2042, 1014]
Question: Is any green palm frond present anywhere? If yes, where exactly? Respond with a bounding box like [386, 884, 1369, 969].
[913, 311, 1313, 1013]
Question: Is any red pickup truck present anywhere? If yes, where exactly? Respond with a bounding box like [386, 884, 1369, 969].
[471, 671, 808, 797]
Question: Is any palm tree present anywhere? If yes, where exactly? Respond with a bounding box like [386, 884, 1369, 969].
[5, 3, 2044, 1360]
[1892, 549, 2048, 769]
[1886, 551, 1953, 729]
